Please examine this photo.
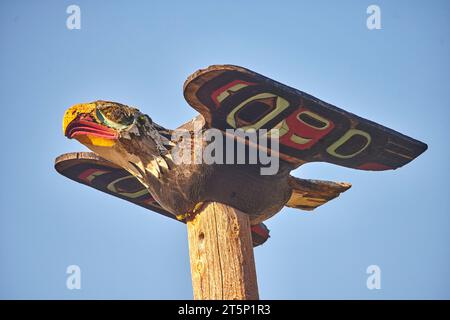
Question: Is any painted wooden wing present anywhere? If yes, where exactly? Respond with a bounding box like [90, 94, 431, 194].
[54, 152, 270, 247]
[184, 65, 427, 170]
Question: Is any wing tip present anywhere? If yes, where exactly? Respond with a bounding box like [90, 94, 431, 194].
[419, 141, 428, 155]
[391, 139, 428, 171]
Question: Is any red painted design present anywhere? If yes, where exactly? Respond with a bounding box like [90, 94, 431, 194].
[280, 107, 334, 150]
[250, 224, 270, 238]
[140, 195, 156, 206]
[211, 80, 255, 108]
[357, 162, 392, 171]
[78, 168, 110, 184]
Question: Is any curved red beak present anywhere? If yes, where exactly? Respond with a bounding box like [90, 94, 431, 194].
[65, 115, 118, 140]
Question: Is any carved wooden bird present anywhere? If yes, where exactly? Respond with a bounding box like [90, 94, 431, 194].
[55, 65, 427, 246]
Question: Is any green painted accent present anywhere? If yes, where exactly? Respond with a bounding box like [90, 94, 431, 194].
[326, 129, 371, 159]
[96, 108, 131, 130]
[226, 93, 290, 130]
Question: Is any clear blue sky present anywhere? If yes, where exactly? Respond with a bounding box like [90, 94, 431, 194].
[0, 0, 449, 299]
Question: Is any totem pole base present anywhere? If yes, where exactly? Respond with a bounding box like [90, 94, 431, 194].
[186, 202, 259, 300]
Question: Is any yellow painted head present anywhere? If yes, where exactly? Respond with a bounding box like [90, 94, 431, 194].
[63, 100, 173, 172]
[62, 100, 143, 147]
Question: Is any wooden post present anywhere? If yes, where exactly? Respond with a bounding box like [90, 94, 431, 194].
[187, 202, 259, 300]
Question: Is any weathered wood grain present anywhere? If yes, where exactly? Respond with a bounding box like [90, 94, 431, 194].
[187, 202, 259, 300]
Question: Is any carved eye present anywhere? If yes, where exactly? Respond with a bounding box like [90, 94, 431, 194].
[96, 106, 134, 130]
[137, 114, 152, 125]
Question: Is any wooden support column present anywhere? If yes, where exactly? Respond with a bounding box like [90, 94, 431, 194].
[186, 202, 259, 300]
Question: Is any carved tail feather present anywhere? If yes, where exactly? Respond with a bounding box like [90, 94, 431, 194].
[286, 176, 351, 211]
